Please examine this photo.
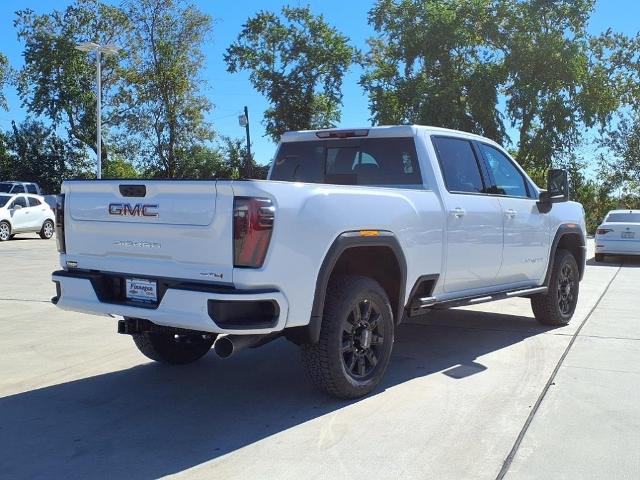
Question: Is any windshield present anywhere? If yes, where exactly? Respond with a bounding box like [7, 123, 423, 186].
[607, 212, 640, 223]
[0, 195, 12, 207]
[0, 183, 12, 193]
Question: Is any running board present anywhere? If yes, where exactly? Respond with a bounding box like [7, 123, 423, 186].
[408, 296, 437, 317]
[407, 286, 548, 316]
[432, 286, 548, 310]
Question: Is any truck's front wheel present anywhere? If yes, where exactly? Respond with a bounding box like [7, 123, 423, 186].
[301, 276, 395, 399]
[531, 249, 579, 326]
[132, 330, 216, 365]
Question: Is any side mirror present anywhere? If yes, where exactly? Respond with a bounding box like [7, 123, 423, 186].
[12, 204, 22, 210]
[538, 168, 569, 206]
[547, 169, 569, 201]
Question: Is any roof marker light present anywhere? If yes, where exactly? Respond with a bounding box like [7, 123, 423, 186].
[315, 129, 369, 139]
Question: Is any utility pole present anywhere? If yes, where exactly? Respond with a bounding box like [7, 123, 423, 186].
[241, 106, 252, 178]
[96, 49, 102, 179]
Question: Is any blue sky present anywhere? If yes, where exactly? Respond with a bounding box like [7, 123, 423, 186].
[1, 0, 639, 166]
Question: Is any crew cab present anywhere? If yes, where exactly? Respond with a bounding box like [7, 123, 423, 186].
[52, 126, 586, 398]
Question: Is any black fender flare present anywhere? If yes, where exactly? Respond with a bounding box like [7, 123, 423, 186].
[544, 223, 587, 284]
[303, 231, 407, 344]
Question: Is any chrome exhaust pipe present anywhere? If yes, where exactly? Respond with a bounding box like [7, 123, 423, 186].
[213, 333, 278, 359]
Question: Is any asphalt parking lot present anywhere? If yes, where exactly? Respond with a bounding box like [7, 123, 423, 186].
[1, 235, 639, 479]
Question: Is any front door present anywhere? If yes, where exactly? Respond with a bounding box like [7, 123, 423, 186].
[432, 136, 503, 293]
[477, 143, 549, 283]
[9, 196, 30, 231]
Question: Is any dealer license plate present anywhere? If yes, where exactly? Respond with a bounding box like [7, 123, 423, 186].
[125, 278, 158, 303]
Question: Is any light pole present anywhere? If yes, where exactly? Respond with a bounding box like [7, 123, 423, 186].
[76, 42, 120, 179]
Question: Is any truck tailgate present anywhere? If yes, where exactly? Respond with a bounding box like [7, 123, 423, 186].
[62, 180, 234, 283]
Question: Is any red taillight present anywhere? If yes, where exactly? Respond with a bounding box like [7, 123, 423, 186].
[56, 194, 66, 253]
[596, 228, 613, 235]
[233, 197, 274, 268]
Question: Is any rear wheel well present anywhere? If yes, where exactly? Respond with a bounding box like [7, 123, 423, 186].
[327, 246, 402, 324]
[289, 235, 406, 346]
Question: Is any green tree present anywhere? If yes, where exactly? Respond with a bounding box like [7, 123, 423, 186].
[362, 0, 626, 170]
[123, 0, 214, 177]
[595, 33, 640, 188]
[103, 156, 139, 179]
[502, 0, 623, 172]
[225, 6, 355, 142]
[362, 0, 507, 142]
[14, 0, 130, 167]
[216, 137, 269, 179]
[0, 121, 91, 194]
[0, 52, 10, 110]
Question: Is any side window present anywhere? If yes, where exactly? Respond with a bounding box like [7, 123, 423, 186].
[11, 196, 28, 208]
[26, 184, 38, 194]
[13, 184, 25, 193]
[432, 137, 485, 194]
[480, 144, 529, 197]
[28, 197, 42, 207]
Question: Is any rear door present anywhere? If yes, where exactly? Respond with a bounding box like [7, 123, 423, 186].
[477, 142, 549, 283]
[432, 136, 503, 293]
[27, 196, 47, 229]
[64, 180, 235, 283]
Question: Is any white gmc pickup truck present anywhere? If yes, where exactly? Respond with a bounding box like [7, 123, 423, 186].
[52, 126, 586, 398]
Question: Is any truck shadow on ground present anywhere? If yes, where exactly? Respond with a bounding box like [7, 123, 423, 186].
[0, 308, 559, 479]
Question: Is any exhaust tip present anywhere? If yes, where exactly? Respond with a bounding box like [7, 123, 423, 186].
[214, 336, 235, 358]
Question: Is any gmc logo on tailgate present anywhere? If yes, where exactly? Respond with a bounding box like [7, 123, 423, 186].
[108, 203, 159, 217]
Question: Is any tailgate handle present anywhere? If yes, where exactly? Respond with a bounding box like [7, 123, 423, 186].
[119, 184, 146, 197]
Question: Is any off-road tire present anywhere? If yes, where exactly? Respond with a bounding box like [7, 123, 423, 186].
[531, 249, 579, 326]
[301, 275, 395, 399]
[132, 330, 216, 365]
[594, 253, 604, 262]
[39, 219, 54, 239]
[0, 221, 11, 242]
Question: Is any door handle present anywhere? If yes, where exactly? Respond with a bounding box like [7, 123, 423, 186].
[450, 207, 466, 218]
[505, 209, 517, 218]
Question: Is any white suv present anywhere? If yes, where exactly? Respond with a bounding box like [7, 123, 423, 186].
[0, 193, 55, 241]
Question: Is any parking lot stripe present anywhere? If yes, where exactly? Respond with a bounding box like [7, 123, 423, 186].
[495, 262, 623, 480]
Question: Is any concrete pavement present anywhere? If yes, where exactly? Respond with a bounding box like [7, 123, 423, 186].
[0, 235, 638, 479]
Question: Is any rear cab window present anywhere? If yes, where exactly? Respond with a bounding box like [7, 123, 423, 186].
[270, 137, 422, 188]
